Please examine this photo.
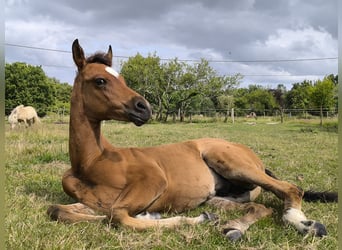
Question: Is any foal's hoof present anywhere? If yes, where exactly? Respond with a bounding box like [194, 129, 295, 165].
[223, 228, 243, 241]
[47, 205, 60, 221]
[201, 211, 218, 222]
[313, 222, 327, 237]
[301, 220, 327, 237]
[311, 222, 327, 237]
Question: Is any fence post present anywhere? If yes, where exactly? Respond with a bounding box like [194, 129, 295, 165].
[231, 108, 235, 124]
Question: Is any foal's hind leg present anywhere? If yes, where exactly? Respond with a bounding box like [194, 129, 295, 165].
[206, 196, 272, 241]
[204, 146, 327, 238]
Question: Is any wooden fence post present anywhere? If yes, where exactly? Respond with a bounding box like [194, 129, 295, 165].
[231, 108, 235, 124]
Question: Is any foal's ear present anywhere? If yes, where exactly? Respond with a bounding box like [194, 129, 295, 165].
[106, 45, 113, 66]
[72, 39, 86, 70]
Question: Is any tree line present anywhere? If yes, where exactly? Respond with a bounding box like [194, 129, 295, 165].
[5, 62, 72, 117]
[5, 56, 338, 125]
[121, 54, 337, 125]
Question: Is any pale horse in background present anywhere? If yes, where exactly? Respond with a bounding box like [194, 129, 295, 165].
[8, 105, 41, 129]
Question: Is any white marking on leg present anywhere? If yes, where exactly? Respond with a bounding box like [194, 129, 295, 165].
[283, 208, 307, 224]
[105, 67, 119, 78]
[283, 208, 310, 233]
[135, 212, 161, 220]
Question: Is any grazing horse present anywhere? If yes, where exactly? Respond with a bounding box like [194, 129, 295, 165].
[47, 39, 337, 241]
[8, 105, 41, 129]
[246, 112, 257, 119]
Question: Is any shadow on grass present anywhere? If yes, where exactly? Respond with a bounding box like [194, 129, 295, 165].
[23, 177, 74, 204]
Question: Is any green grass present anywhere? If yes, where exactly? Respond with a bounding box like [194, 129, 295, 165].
[5, 118, 338, 249]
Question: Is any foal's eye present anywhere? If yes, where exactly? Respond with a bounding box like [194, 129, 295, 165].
[95, 78, 106, 87]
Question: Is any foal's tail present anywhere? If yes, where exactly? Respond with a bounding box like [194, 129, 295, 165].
[265, 169, 338, 203]
[302, 191, 338, 203]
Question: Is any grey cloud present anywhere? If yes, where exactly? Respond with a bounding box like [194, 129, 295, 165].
[5, 0, 337, 86]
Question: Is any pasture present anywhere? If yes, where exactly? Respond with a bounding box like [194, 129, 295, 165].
[5, 118, 337, 249]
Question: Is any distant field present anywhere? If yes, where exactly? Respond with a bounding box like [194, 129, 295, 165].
[5, 118, 338, 249]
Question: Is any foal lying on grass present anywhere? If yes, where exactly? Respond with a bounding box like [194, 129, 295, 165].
[48, 39, 337, 241]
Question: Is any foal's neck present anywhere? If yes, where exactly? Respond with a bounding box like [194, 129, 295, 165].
[69, 82, 103, 173]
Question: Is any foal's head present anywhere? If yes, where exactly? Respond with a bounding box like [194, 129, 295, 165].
[71, 39, 151, 126]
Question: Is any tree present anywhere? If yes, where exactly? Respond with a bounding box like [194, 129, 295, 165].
[286, 80, 313, 111]
[120, 53, 165, 119]
[233, 88, 249, 112]
[5, 62, 55, 116]
[170, 59, 241, 122]
[310, 76, 336, 126]
[171, 69, 199, 122]
[326, 74, 338, 86]
[217, 95, 234, 122]
[120, 51, 245, 122]
[159, 59, 186, 121]
[202, 74, 241, 110]
[121, 54, 240, 122]
[49, 77, 72, 115]
[243, 85, 277, 115]
[270, 84, 287, 123]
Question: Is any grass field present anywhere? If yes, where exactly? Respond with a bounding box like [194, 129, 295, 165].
[5, 118, 338, 249]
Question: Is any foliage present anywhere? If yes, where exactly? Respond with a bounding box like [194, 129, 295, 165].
[48, 78, 72, 114]
[285, 80, 313, 110]
[5, 62, 72, 117]
[310, 77, 336, 110]
[121, 55, 241, 121]
[246, 85, 277, 112]
[120, 53, 163, 103]
[5, 62, 54, 116]
[269, 84, 287, 123]
[271, 84, 287, 109]
[310, 76, 336, 126]
[283, 76, 337, 125]
[233, 85, 277, 115]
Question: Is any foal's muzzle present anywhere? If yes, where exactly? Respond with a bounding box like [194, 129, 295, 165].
[127, 96, 152, 126]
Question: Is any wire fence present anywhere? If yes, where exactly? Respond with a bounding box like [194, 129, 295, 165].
[5, 107, 337, 125]
[166, 108, 338, 123]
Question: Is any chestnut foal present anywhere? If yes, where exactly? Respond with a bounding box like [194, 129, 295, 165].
[48, 39, 336, 241]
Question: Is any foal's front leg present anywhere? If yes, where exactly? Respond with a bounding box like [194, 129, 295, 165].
[108, 168, 216, 230]
[47, 203, 107, 223]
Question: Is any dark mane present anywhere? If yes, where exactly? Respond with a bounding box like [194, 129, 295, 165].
[86, 52, 112, 66]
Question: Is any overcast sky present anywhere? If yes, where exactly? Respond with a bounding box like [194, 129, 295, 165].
[5, 0, 338, 89]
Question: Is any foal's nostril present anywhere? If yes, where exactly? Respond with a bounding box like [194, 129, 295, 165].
[131, 96, 152, 121]
[129, 97, 152, 125]
[136, 101, 147, 111]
